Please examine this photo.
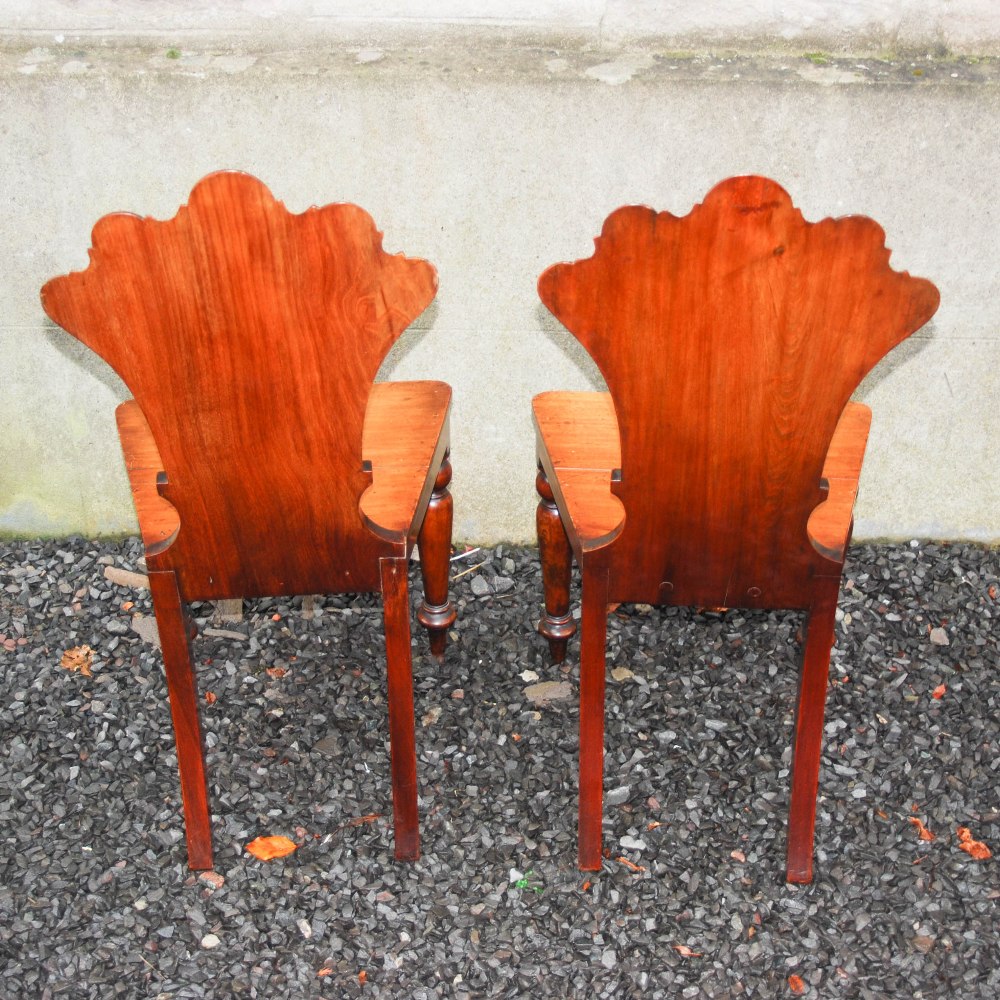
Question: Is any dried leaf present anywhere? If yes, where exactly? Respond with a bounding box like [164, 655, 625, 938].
[204, 691, 217, 705]
[931, 683, 946, 699]
[616, 856, 646, 872]
[245, 835, 298, 861]
[956, 826, 992, 861]
[788, 974, 806, 994]
[358, 970, 367, 985]
[266, 666, 288, 679]
[581, 880, 592, 892]
[730, 849, 747, 862]
[647, 821, 663, 831]
[908, 817, 935, 841]
[673, 944, 702, 958]
[60, 645, 94, 677]
[316, 966, 333, 978]
[346, 813, 381, 828]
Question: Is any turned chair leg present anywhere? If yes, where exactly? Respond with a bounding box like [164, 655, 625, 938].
[536, 466, 576, 663]
[148, 570, 213, 870]
[417, 455, 457, 659]
[578, 560, 610, 871]
[786, 579, 841, 883]
[381, 557, 420, 860]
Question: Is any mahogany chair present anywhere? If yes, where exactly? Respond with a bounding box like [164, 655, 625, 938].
[41, 172, 456, 869]
[533, 176, 939, 882]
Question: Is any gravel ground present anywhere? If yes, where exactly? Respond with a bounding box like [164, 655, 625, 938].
[1, 537, 998, 999]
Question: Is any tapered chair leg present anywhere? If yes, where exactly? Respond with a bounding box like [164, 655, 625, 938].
[148, 570, 213, 870]
[578, 560, 610, 870]
[417, 456, 457, 659]
[536, 467, 576, 663]
[786, 578, 841, 883]
[381, 557, 420, 860]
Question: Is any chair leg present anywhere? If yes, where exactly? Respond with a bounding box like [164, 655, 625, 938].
[536, 466, 576, 664]
[578, 560, 610, 870]
[147, 570, 213, 870]
[417, 455, 457, 660]
[786, 579, 841, 883]
[380, 557, 420, 860]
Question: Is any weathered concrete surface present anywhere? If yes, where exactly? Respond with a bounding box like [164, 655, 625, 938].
[2, 37, 999, 543]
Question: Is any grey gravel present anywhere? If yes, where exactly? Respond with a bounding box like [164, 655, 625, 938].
[1, 537, 998, 998]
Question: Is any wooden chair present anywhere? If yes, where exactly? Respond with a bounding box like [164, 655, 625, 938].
[533, 176, 939, 882]
[41, 172, 456, 869]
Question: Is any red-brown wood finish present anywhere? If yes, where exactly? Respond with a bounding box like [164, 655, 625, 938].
[535, 467, 576, 663]
[533, 176, 940, 878]
[417, 457, 459, 658]
[41, 172, 455, 868]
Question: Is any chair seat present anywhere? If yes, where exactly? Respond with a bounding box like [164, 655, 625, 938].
[534, 390, 870, 564]
[118, 379, 452, 555]
[532, 391, 624, 555]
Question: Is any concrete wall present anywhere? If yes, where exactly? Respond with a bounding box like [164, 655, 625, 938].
[2, 3, 999, 544]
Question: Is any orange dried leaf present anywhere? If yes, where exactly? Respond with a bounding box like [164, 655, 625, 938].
[730, 849, 747, 862]
[246, 835, 298, 861]
[266, 666, 288, 678]
[647, 821, 663, 831]
[956, 826, 992, 861]
[121, 601, 135, 611]
[673, 944, 702, 958]
[908, 817, 935, 842]
[931, 683, 946, 700]
[788, 974, 807, 994]
[271, 613, 282, 621]
[316, 966, 333, 978]
[60, 645, 94, 677]
[616, 856, 646, 872]
[358, 970, 367, 985]
[347, 813, 381, 828]
[581, 880, 592, 892]
[204, 691, 217, 705]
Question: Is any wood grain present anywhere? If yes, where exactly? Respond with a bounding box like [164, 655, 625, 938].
[534, 175, 940, 880]
[43, 171, 441, 601]
[539, 175, 939, 610]
[42, 172, 453, 869]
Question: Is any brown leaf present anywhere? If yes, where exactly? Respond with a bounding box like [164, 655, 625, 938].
[245, 835, 298, 861]
[956, 826, 992, 861]
[931, 683, 946, 699]
[60, 645, 94, 677]
[788, 974, 806, 994]
[358, 970, 367, 985]
[673, 944, 702, 958]
[616, 856, 646, 872]
[647, 821, 663, 831]
[316, 966, 333, 978]
[204, 691, 217, 705]
[730, 849, 747, 862]
[908, 817, 935, 841]
[266, 666, 288, 679]
[346, 813, 381, 828]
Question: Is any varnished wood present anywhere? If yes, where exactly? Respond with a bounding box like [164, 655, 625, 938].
[42, 172, 453, 868]
[534, 176, 940, 880]
[148, 569, 212, 870]
[381, 558, 420, 860]
[417, 456, 458, 658]
[535, 467, 576, 663]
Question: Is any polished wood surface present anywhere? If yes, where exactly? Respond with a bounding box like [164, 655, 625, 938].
[534, 175, 940, 878]
[539, 175, 939, 610]
[43, 171, 441, 601]
[42, 172, 455, 868]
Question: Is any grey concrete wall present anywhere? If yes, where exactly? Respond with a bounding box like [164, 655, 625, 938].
[2, 9, 999, 543]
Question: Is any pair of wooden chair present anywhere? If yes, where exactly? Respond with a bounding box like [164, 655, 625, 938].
[42, 172, 938, 882]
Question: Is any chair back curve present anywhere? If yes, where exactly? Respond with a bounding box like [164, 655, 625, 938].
[538, 175, 939, 609]
[41, 171, 438, 600]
